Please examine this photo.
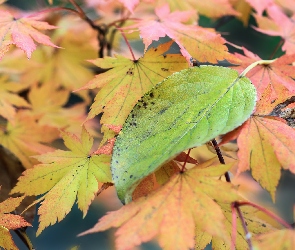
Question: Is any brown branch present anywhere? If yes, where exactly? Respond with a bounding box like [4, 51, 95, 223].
[211, 139, 231, 182]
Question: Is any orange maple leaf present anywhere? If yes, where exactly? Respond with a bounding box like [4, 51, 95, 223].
[0, 195, 31, 250]
[23, 83, 95, 135]
[253, 5, 295, 54]
[237, 116, 295, 200]
[0, 10, 59, 59]
[196, 203, 274, 249]
[230, 48, 295, 101]
[0, 74, 30, 122]
[254, 229, 295, 249]
[79, 161, 239, 250]
[11, 126, 112, 235]
[124, 4, 235, 62]
[0, 112, 58, 168]
[220, 79, 295, 200]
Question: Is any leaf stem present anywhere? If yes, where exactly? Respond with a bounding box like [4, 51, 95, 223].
[269, 38, 284, 60]
[14, 229, 34, 250]
[181, 149, 192, 172]
[231, 204, 237, 250]
[235, 201, 292, 229]
[233, 202, 253, 250]
[239, 59, 276, 77]
[113, 24, 136, 61]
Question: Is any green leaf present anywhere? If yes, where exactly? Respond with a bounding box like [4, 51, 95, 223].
[111, 66, 256, 204]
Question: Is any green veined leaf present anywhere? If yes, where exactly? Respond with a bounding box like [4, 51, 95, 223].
[111, 65, 256, 204]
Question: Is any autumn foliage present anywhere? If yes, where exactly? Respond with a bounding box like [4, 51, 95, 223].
[0, 0, 295, 249]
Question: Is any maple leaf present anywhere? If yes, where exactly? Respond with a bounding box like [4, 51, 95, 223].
[244, 0, 273, 16]
[220, 72, 295, 200]
[79, 161, 239, 250]
[119, 0, 139, 13]
[11, 126, 112, 235]
[0, 112, 58, 169]
[195, 202, 274, 249]
[77, 40, 188, 127]
[0, 10, 59, 59]
[254, 229, 295, 249]
[275, 0, 295, 13]
[253, 5, 295, 54]
[124, 4, 235, 62]
[230, 0, 252, 26]
[237, 116, 295, 200]
[24, 83, 95, 135]
[0, 74, 30, 121]
[0, 195, 31, 250]
[20, 15, 98, 101]
[157, 0, 238, 20]
[230, 48, 295, 101]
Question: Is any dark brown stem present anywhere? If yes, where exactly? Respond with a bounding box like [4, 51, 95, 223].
[181, 149, 192, 172]
[236, 201, 292, 229]
[268, 38, 284, 59]
[211, 139, 231, 182]
[68, 0, 109, 57]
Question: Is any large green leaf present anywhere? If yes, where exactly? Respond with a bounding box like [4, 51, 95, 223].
[111, 65, 256, 204]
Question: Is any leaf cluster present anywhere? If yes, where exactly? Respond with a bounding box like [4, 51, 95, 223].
[0, 0, 294, 250]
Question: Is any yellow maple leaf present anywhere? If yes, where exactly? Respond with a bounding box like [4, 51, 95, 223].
[11, 126, 112, 235]
[78, 40, 188, 127]
[0, 195, 31, 250]
[79, 161, 239, 250]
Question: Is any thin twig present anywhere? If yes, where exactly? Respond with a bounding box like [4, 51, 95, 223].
[68, 0, 108, 57]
